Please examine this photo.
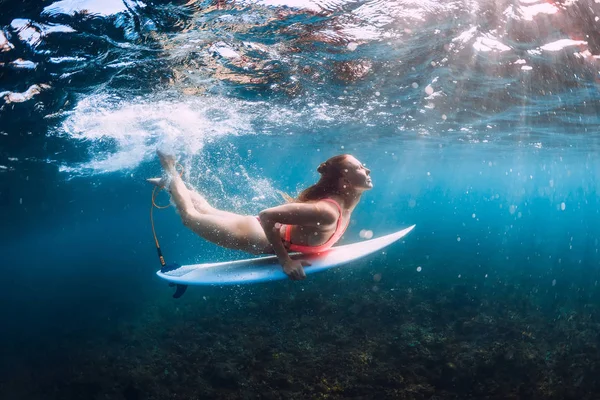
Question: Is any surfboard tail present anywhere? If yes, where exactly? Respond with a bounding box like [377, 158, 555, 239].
[161, 263, 188, 298]
[161, 262, 182, 273]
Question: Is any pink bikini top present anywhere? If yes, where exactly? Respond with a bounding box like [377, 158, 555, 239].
[284, 198, 348, 254]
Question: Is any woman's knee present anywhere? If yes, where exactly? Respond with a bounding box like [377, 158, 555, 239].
[191, 199, 214, 215]
[180, 209, 201, 227]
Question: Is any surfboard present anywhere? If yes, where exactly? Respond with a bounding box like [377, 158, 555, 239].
[156, 225, 415, 286]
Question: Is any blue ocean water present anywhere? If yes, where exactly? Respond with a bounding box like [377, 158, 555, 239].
[1, 0, 600, 398]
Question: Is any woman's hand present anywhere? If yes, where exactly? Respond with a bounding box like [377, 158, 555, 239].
[283, 259, 311, 280]
[258, 201, 333, 281]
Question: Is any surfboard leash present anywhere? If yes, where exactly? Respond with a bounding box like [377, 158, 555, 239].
[150, 185, 170, 268]
[150, 163, 188, 299]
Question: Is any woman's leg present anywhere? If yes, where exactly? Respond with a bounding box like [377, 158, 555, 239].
[147, 177, 238, 218]
[157, 151, 271, 255]
[188, 190, 241, 219]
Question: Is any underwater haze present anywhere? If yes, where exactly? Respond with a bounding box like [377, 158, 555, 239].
[2, 0, 600, 398]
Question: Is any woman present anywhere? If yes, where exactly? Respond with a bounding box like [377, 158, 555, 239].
[150, 151, 372, 281]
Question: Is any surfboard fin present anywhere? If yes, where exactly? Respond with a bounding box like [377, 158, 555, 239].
[160, 263, 187, 298]
[168, 283, 188, 299]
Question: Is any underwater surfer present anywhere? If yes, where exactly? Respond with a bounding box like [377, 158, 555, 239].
[148, 151, 372, 280]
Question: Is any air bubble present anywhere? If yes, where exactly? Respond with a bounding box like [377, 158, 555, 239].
[359, 230, 373, 239]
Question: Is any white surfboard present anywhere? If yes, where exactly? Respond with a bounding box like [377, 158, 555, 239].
[156, 225, 415, 286]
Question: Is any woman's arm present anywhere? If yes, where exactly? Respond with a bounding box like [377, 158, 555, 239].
[258, 201, 338, 279]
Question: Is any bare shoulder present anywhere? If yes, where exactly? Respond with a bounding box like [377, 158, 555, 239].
[259, 199, 340, 227]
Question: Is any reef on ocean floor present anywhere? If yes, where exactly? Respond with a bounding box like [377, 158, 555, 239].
[2, 267, 599, 400]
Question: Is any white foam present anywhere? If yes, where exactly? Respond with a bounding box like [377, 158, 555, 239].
[11, 19, 42, 47]
[10, 59, 38, 69]
[518, 2, 558, 21]
[473, 34, 511, 52]
[540, 39, 587, 52]
[1, 84, 49, 103]
[235, 0, 340, 12]
[42, 0, 132, 16]
[10, 19, 76, 49]
[209, 43, 241, 59]
[55, 94, 255, 175]
[0, 30, 14, 52]
[49, 56, 87, 63]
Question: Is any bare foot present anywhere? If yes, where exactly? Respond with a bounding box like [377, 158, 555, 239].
[157, 149, 176, 172]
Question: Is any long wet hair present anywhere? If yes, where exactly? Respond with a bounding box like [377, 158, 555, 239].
[295, 154, 349, 202]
